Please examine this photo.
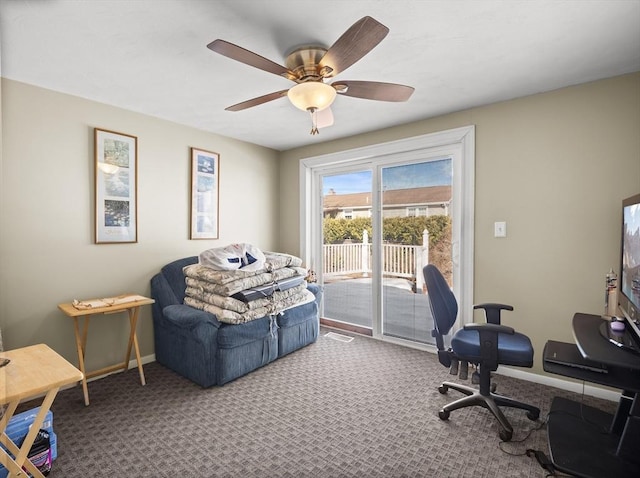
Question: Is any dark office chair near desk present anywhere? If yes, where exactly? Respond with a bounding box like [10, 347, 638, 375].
[423, 264, 540, 441]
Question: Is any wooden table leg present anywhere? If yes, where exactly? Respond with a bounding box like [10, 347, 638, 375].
[126, 307, 146, 386]
[0, 401, 21, 475]
[0, 414, 30, 477]
[73, 316, 90, 406]
[0, 388, 59, 478]
[124, 308, 135, 371]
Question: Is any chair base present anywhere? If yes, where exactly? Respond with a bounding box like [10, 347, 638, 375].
[438, 380, 540, 442]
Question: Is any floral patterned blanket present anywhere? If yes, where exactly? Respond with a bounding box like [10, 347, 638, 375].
[183, 265, 305, 296]
[184, 288, 314, 325]
[183, 251, 311, 324]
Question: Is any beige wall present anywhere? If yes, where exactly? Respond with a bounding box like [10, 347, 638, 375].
[0, 79, 279, 371]
[1, 73, 639, 380]
[279, 72, 640, 374]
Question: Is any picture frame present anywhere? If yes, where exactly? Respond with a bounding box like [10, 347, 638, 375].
[94, 128, 138, 244]
[190, 147, 220, 239]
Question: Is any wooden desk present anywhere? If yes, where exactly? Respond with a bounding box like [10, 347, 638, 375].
[57, 294, 154, 406]
[0, 344, 83, 478]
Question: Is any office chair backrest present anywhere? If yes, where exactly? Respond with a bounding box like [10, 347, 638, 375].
[423, 264, 458, 353]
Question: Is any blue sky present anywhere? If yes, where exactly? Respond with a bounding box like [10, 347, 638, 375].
[323, 158, 452, 195]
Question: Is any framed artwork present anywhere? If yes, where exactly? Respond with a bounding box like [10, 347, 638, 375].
[94, 128, 138, 244]
[190, 147, 220, 239]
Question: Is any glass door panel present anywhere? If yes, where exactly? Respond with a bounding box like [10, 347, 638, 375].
[321, 170, 373, 333]
[380, 159, 453, 344]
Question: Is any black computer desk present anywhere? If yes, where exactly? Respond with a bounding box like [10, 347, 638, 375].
[543, 313, 640, 478]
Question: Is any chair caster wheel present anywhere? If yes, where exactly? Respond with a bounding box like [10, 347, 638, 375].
[490, 382, 497, 393]
[526, 410, 540, 421]
[438, 409, 450, 420]
[438, 385, 448, 394]
[499, 428, 513, 442]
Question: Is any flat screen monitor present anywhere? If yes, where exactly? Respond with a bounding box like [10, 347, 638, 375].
[619, 193, 640, 332]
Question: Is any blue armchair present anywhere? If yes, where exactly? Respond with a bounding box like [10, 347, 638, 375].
[151, 256, 322, 387]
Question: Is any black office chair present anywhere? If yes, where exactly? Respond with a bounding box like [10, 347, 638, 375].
[423, 264, 540, 441]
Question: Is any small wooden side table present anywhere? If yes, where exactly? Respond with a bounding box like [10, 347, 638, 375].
[0, 344, 83, 478]
[57, 294, 154, 406]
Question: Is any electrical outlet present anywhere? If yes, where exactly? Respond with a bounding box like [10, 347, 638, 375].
[494, 221, 507, 238]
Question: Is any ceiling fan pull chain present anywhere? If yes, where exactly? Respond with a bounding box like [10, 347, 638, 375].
[309, 107, 319, 135]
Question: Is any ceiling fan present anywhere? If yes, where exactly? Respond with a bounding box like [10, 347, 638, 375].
[207, 16, 414, 135]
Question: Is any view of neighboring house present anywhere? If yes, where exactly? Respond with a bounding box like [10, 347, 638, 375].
[323, 185, 452, 219]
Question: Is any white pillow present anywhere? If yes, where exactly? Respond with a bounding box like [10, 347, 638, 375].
[199, 243, 266, 272]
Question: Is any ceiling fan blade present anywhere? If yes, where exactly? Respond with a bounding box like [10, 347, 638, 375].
[332, 81, 414, 102]
[207, 39, 294, 79]
[319, 16, 389, 77]
[225, 89, 289, 112]
[317, 107, 334, 129]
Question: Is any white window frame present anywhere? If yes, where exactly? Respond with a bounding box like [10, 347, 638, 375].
[299, 126, 475, 330]
[406, 206, 427, 217]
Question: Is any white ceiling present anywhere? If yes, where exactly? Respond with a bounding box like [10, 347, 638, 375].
[1, 0, 639, 151]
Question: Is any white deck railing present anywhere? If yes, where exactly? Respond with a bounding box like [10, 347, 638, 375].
[323, 229, 430, 288]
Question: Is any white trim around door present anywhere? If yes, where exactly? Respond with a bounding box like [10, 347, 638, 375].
[300, 126, 476, 336]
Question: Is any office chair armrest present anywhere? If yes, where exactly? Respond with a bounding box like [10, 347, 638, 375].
[463, 323, 514, 335]
[474, 303, 514, 324]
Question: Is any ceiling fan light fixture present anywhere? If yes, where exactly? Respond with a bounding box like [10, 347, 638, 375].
[287, 82, 336, 112]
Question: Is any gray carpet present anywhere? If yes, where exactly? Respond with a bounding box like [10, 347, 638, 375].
[33, 329, 613, 477]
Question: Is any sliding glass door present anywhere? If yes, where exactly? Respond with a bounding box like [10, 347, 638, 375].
[301, 127, 475, 347]
[316, 158, 453, 345]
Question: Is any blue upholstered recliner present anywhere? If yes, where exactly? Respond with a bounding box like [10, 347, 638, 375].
[151, 256, 322, 387]
[423, 264, 540, 441]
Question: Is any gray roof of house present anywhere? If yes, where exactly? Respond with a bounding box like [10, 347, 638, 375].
[323, 185, 452, 209]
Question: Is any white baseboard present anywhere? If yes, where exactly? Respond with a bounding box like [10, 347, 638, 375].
[495, 366, 621, 402]
[85, 353, 157, 383]
[373, 333, 621, 402]
[130, 353, 156, 368]
[44, 354, 158, 397]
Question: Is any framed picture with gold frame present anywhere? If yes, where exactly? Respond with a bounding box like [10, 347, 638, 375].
[94, 128, 138, 243]
[190, 147, 220, 239]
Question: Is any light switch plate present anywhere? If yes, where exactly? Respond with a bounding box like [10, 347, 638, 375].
[494, 221, 507, 237]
